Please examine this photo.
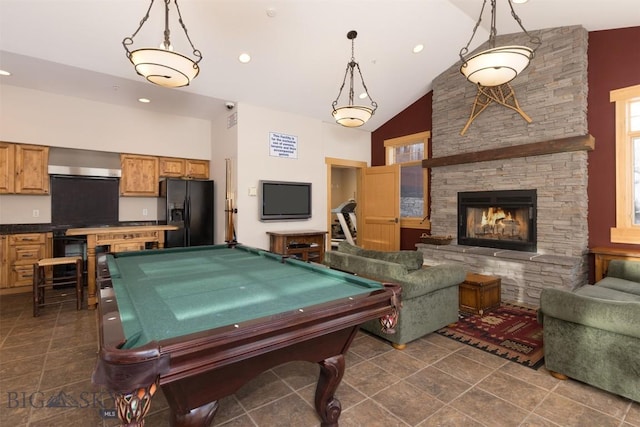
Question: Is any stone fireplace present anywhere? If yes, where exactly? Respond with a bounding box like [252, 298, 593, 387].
[417, 26, 591, 306]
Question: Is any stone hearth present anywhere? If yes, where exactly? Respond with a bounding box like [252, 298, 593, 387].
[420, 26, 590, 306]
[417, 244, 584, 305]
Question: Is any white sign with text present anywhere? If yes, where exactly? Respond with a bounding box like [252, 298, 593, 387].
[269, 132, 298, 159]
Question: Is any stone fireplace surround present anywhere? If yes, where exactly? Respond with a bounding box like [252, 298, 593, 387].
[418, 26, 590, 306]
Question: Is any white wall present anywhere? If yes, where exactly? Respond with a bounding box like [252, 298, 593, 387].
[234, 104, 370, 250]
[0, 85, 211, 224]
[0, 195, 52, 224]
[0, 85, 371, 246]
[209, 110, 238, 244]
[331, 168, 357, 208]
[0, 86, 211, 157]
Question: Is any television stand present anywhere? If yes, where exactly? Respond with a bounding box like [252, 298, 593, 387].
[267, 230, 327, 263]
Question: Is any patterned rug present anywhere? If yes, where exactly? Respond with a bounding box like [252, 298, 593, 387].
[436, 303, 544, 369]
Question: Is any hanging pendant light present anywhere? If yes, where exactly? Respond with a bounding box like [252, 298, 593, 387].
[123, 0, 202, 88]
[459, 0, 541, 87]
[331, 31, 378, 127]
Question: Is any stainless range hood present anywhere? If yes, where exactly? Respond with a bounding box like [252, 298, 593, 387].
[48, 147, 121, 177]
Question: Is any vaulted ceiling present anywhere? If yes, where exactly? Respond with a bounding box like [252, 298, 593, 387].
[1, 0, 638, 131]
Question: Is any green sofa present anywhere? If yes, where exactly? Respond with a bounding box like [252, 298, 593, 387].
[324, 242, 466, 349]
[539, 259, 640, 402]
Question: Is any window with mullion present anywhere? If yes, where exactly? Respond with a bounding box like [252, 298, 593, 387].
[384, 131, 430, 228]
[610, 85, 640, 243]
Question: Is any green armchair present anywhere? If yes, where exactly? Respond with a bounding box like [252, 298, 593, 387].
[539, 259, 640, 402]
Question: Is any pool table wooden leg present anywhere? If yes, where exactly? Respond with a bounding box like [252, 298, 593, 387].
[170, 400, 219, 427]
[114, 379, 158, 427]
[315, 354, 345, 427]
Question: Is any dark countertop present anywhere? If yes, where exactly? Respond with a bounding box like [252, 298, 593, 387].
[0, 221, 166, 236]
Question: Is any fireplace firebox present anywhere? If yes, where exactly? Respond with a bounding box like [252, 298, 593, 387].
[458, 189, 537, 252]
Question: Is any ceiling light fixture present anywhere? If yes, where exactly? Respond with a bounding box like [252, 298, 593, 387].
[0, 69, 11, 76]
[459, 0, 540, 87]
[331, 30, 378, 128]
[123, 0, 202, 88]
[238, 53, 251, 64]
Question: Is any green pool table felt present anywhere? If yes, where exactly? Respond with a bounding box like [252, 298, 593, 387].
[106, 245, 383, 349]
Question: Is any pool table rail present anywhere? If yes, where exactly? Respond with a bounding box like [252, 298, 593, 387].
[95, 277, 398, 389]
[92, 247, 401, 427]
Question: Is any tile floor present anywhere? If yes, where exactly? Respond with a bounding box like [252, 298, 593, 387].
[1, 293, 638, 427]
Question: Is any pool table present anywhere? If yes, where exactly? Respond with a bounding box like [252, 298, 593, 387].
[92, 244, 400, 427]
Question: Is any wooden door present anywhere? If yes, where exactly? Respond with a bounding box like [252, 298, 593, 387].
[360, 164, 400, 251]
[14, 144, 49, 194]
[0, 142, 15, 193]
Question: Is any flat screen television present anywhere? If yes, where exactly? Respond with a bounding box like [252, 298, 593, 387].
[259, 180, 312, 221]
[51, 175, 120, 227]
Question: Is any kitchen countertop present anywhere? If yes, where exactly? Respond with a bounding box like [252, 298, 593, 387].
[66, 224, 178, 236]
[0, 221, 170, 235]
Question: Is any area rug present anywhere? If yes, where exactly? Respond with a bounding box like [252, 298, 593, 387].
[436, 303, 544, 369]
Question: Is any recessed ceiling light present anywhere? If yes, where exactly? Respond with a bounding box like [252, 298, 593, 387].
[138, 98, 151, 103]
[239, 53, 251, 63]
[413, 44, 424, 54]
[512, 0, 528, 3]
[0, 69, 11, 76]
[359, 92, 368, 100]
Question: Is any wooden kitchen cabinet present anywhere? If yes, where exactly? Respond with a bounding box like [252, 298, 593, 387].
[1, 232, 52, 290]
[15, 144, 50, 194]
[0, 142, 49, 194]
[159, 157, 186, 177]
[185, 159, 209, 179]
[159, 157, 209, 179]
[0, 143, 15, 193]
[0, 235, 8, 287]
[120, 154, 159, 197]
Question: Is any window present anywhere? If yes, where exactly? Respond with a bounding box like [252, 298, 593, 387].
[610, 84, 640, 244]
[384, 131, 430, 229]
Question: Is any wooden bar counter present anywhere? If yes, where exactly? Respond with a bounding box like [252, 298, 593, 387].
[66, 225, 178, 308]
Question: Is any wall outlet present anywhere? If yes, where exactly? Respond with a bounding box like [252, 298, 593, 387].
[142, 208, 148, 216]
[32, 209, 39, 218]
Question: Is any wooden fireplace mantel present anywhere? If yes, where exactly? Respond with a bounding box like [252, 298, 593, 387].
[422, 134, 595, 168]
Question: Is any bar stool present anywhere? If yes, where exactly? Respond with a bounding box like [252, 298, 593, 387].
[33, 256, 84, 317]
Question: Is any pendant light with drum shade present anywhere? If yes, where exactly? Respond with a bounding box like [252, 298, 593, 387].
[331, 31, 378, 128]
[459, 0, 541, 87]
[122, 0, 202, 88]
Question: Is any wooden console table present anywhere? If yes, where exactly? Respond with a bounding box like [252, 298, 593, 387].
[267, 230, 327, 263]
[66, 225, 178, 308]
[591, 246, 640, 282]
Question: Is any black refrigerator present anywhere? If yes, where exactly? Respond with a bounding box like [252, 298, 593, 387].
[158, 179, 214, 247]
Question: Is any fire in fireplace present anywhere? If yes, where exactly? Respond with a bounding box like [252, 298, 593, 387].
[458, 189, 537, 252]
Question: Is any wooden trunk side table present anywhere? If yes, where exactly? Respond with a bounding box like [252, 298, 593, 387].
[459, 273, 501, 316]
